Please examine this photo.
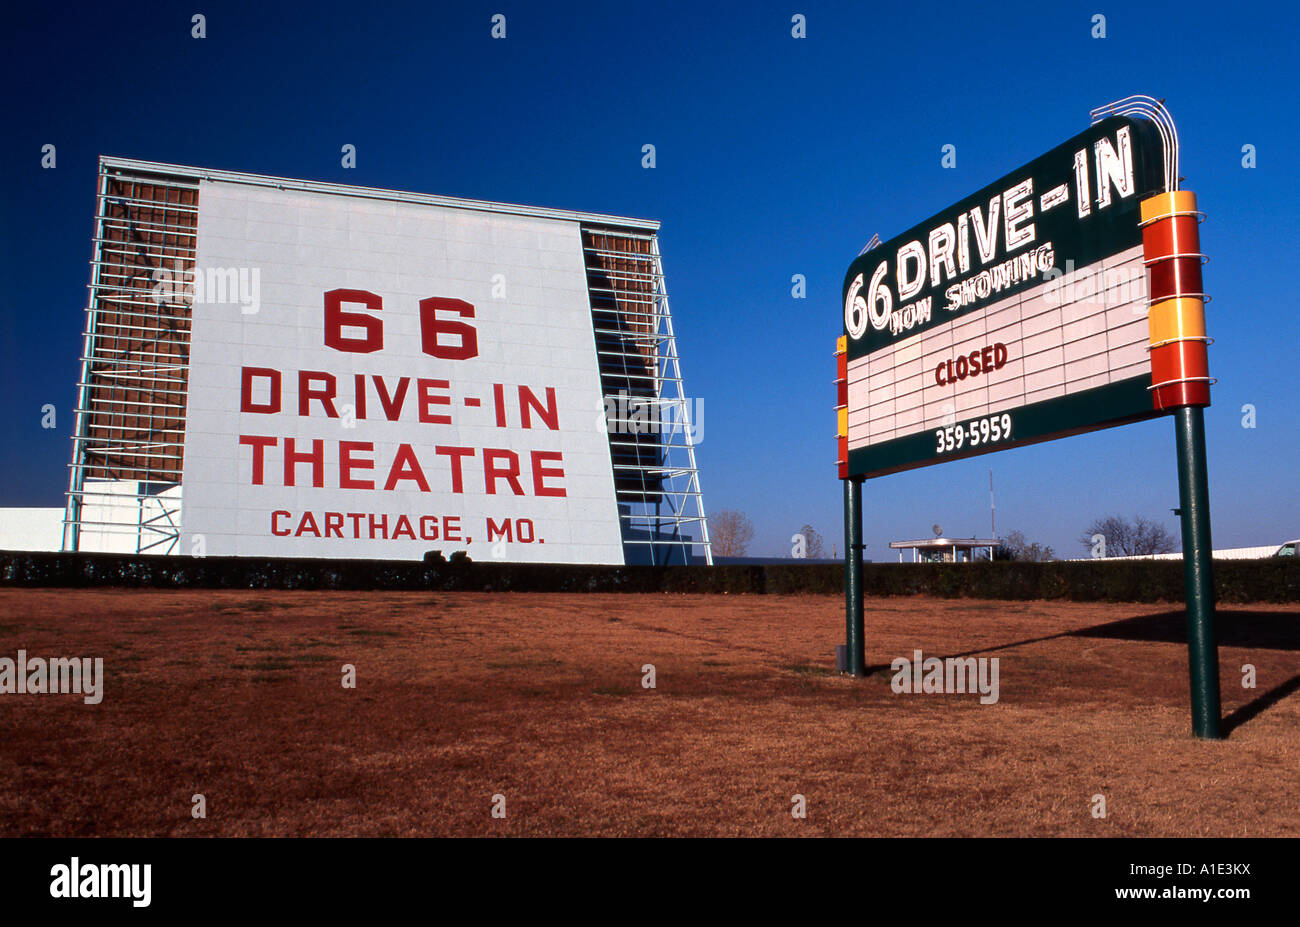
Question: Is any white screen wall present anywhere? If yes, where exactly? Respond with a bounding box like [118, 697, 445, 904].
[180, 180, 624, 563]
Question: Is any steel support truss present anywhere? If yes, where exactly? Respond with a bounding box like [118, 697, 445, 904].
[581, 226, 712, 565]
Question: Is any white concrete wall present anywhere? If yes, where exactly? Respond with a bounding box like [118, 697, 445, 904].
[73, 481, 183, 554]
[0, 507, 66, 551]
[1065, 545, 1283, 562]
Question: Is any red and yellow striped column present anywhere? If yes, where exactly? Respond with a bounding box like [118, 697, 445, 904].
[1141, 191, 1211, 410]
[835, 336, 848, 478]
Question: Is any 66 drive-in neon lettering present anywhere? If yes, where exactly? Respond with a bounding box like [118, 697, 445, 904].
[941, 244, 1054, 311]
[845, 124, 1138, 340]
[936, 413, 1012, 453]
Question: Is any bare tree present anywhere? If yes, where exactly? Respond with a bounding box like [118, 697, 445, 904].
[1081, 516, 1131, 557]
[711, 509, 755, 557]
[993, 529, 1055, 562]
[795, 524, 825, 559]
[1081, 515, 1177, 557]
[1133, 517, 1178, 555]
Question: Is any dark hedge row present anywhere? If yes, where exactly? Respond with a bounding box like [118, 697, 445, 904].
[763, 559, 1300, 603]
[0, 550, 765, 594]
[1, 550, 1296, 602]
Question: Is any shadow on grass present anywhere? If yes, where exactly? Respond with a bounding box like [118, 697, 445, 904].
[859, 607, 1300, 734]
[1222, 672, 1300, 736]
[1070, 609, 1300, 651]
[891, 608, 1300, 662]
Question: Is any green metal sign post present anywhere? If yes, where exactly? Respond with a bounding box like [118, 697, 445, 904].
[1173, 405, 1222, 739]
[843, 478, 866, 677]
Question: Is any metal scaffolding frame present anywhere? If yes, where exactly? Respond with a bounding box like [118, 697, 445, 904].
[64, 160, 197, 554]
[581, 227, 712, 565]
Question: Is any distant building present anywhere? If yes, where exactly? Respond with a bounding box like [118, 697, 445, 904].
[889, 537, 999, 563]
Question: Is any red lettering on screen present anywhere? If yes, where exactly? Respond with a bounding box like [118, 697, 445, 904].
[239, 438, 570, 497]
[298, 370, 339, 417]
[339, 441, 375, 490]
[241, 367, 281, 414]
[487, 518, 513, 542]
[435, 446, 475, 494]
[384, 444, 431, 492]
[295, 511, 321, 537]
[419, 297, 478, 360]
[284, 438, 325, 488]
[483, 449, 524, 495]
[324, 289, 384, 353]
[531, 451, 566, 497]
[418, 378, 452, 425]
[240, 435, 278, 484]
[372, 376, 410, 421]
[519, 386, 559, 430]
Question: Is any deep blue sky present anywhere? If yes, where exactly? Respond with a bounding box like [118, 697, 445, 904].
[2, 0, 1297, 558]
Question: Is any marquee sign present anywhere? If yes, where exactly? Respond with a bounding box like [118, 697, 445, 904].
[835, 98, 1223, 737]
[835, 114, 1207, 479]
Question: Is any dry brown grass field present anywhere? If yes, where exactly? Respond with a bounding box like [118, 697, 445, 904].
[1, 589, 1297, 837]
